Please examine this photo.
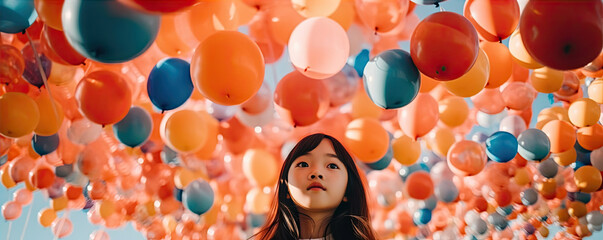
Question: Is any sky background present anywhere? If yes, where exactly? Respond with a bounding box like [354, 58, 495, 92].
[1, 0, 600, 239]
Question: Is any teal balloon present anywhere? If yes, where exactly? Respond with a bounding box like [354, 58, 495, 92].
[487, 212, 508, 231]
[0, 0, 37, 33]
[363, 49, 420, 109]
[61, 0, 160, 63]
[113, 106, 152, 147]
[183, 180, 214, 215]
[486, 131, 518, 163]
[517, 129, 550, 161]
[366, 142, 393, 170]
[147, 58, 194, 111]
[32, 133, 59, 156]
[352, 49, 370, 77]
[413, 208, 432, 225]
[411, 0, 447, 6]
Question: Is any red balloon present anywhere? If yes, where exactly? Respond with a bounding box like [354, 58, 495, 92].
[75, 71, 132, 126]
[520, 0, 603, 70]
[42, 25, 86, 65]
[411, 12, 479, 80]
[117, 0, 199, 13]
[29, 167, 55, 189]
[405, 171, 434, 200]
[274, 71, 330, 127]
[464, 0, 520, 42]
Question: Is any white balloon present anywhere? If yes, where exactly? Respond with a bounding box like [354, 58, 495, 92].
[67, 118, 102, 145]
[587, 211, 603, 226]
[236, 102, 275, 128]
[499, 115, 527, 137]
[476, 110, 507, 130]
[591, 147, 603, 171]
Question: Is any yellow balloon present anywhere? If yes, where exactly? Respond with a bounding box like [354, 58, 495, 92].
[242, 148, 279, 187]
[426, 127, 455, 157]
[1, 166, 16, 188]
[351, 86, 383, 119]
[174, 167, 207, 189]
[588, 78, 603, 104]
[531, 67, 563, 94]
[514, 167, 530, 186]
[568, 98, 601, 127]
[443, 49, 489, 97]
[38, 208, 57, 228]
[34, 89, 64, 136]
[328, 0, 354, 30]
[509, 31, 543, 69]
[99, 200, 116, 219]
[552, 148, 576, 166]
[51, 196, 68, 212]
[392, 134, 420, 166]
[0, 92, 40, 138]
[438, 96, 469, 127]
[574, 166, 602, 192]
[245, 187, 272, 214]
[292, 0, 341, 18]
[160, 110, 207, 153]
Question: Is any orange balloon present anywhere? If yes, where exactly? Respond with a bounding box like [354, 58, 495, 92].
[187, 0, 240, 42]
[75, 71, 132, 126]
[155, 14, 194, 57]
[264, 1, 305, 46]
[292, 0, 340, 18]
[553, 148, 576, 167]
[38, 208, 57, 227]
[542, 120, 576, 154]
[355, 0, 408, 33]
[568, 98, 601, 127]
[392, 134, 421, 166]
[531, 67, 564, 94]
[588, 78, 603, 104]
[508, 60, 529, 83]
[1, 166, 17, 188]
[327, 0, 355, 30]
[480, 42, 512, 88]
[426, 127, 456, 157]
[574, 166, 602, 193]
[194, 111, 219, 160]
[419, 73, 439, 93]
[0, 92, 40, 138]
[568, 201, 587, 218]
[405, 171, 433, 200]
[274, 71, 330, 127]
[29, 167, 55, 189]
[398, 93, 439, 139]
[160, 110, 207, 153]
[219, 116, 255, 155]
[34, 89, 64, 136]
[242, 148, 279, 187]
[464, 0, 520, 42]
[442, 48, 489, 97]
[344, 118, 390, 163]
[351, 83, 384, 119]
[447, 140, 486, 176]
[438, 96, 469, 127]
[577, 124, 603, 151]
[34, 0, 64, 30]
[509, 31, 543, 69]
[87, 181, 107, 200]
[191, 31, 264, 106]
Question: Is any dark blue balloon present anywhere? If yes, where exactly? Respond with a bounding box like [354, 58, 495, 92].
[352, 49, 370, 77]
[413, 208, 432, 225]
[486, 131, 518, 163]
[113, 106, 152, 147]
[575, 192, 591, 204]
[32, 133, 59, 156]
[61, 0, 160, 63]
[174, 187, 183, 202]
[575, 142, 592, 165]
[572, 161, 587, 171]
[517, 129, 551, 161]
[363, 49, 420, 109]
[0, 0, 37, 33]
[366, 144, 392, 170]
[147, 58, 194, 111]
[182, 180, 214, 215]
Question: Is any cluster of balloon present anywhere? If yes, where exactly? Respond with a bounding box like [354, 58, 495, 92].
[1, 0, 603, 239]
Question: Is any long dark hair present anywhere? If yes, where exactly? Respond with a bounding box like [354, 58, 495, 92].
[251, 133, 377, 239]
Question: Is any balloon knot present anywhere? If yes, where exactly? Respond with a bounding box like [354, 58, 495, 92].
[161, 110, 165, 114]
[499, 37, 502, 44]
[434, 2, 439, 8]
[304, 67, 309, 72]
[102, 124, 106, 128]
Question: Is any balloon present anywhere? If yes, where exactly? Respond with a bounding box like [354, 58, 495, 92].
[30, 167, 55, 189]
[405, 171, 433, 200]
[1, 200, 22, 220]
[363, 49, 420, 109]
[350, 83, 384, 119]
[488, 212, 508, 231]
[322, 64, 359, 107]
[398, 93, 439, 139]
[38, 208, 57, 227]
[435, 179, 458, 203]
[245, 187, 272, 214]
[465, 0, 520, 41]
[344, 118, 390, 163]
[0, 0, 37, 33]
[0, 92, 40, 138]
[587, 211, 603, 226]
[0, 44, 25, 85]
[274, 71, 330, 127]
[471, 88, 505, 114]
[520, 0, 603, 70]
[588, 78, 603, 104]
[206, 101, 238, 122]
[113, 106, 152, 148]
[160, 110, 207, 153]
[447, 140, 486, 176]
[51, 217, 73, 238]
[476, 110, 507, 130]
[539, 158, 559, 179]
[574, 166, 602, 192]
[182, 179, 214, 215]
[508, 31, 543, 69]
[438, 96, 469, 127]
[89, 230, 110, 240]
[486, 131, 518, 163]
[191, 31, 264, 105]
[42, 25, 87, 65]
[392, 134, 421, 166]
[117, 0, 198, 13]
[592, 148, 603, 170]
[147, 58, 194, 111]
[237, 101, 275, 128]
[21, 41, 52, 88]
[32, 133, 59, 156]
[499, 115, 527, 137]
[480, 42, 512, 88]
[365, 145, 393, 170]
[501, 82, 536, 111]
[34, 0, 64, 30]
[568, 201, 587, 218]
[61, 0, 160, 63]
[411, 0, 446, 7]
[288, 17, 349, 79]
[413, 208, 432, 225]
[517, 129, 551, 161]
[425, 127, 455, 157]
[531, 67, 564, 94]
[442, 48, 489, 97]
[411, 12, 479, 80]
[542, 120, 577, 153]
[291, 0, 340, 17]
[34, 89, 64, 136]
[521, 188, 538, 206]
[242, 148, 278, 187]
[355, 0, 409, 33]
[67, 118, 102, 145]
[469, 218, 488, 235]
[568, 98, 601, 128]
[75, 71, 132, 126]
[327, 0, 354, 30]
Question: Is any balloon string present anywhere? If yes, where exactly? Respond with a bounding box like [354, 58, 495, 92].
[19, 202, 34, 240]
[24, 30, 61, 132]
[7, 221, 12, 240]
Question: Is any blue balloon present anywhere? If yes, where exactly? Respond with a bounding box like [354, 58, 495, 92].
[352, 49, 370, 77]
[174, 187, 183, 202]
[0, 0, 37, 33]
[411, 0, 447, 7]
[517, 129, 551, 161]
[486, 131, 518, 163]
[575, 142, 592, 165]
[366, 144, 393, 170]
[32, 133, 59, 156]
[363, 49, 420, 109]
[399, 163, 430, 181]
[572, 161, 587, 171]
[61, 0, 160, 63]
[520, 188, 538, 206]
[576, 192, 591, 204]
[147, 58, 194, 111]
[487, 212, 508, 231]
[55, 164, 74, 178]
[413, 208, 432, 225]
[418, 195, 438, 211]
[113, 106, 152, 147]
[182, 180, 214, 215]
[434, 179, 458, 203]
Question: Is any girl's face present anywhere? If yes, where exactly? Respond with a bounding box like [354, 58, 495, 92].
[287, 139, 348, 212]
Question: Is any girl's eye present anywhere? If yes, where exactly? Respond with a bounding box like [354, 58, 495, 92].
[296, 162, 308, 167]
[327, 163, 339, 169]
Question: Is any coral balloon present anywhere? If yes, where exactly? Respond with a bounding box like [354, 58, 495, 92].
[42, 25, 86, 66]
[274, 71, 330, 127]
[160, 110, 207, 153]
[355, 0, 409, 33]
[191, 31, 264, 105]
[542, 120, 577, 153]
[464, 0, 520, 42]
[398, 93, 439, 139]
[405, 171, 434, 200]
[501, 82, 535, 111]
[344, 118, 390, 163]
[1, 201, 22, 220]
[443, 48, 489, 97]
[75, 71, 132, 126]
[411, 12, 479, 80]
[288, 17, 349, 79]
[568, 98, 601, 127]
[577, 124, 603, 151]
[0, 92, 40, 138]
[520, 0, 603, 70]
[0, 44, 25, 84]
[447, 140, 486, 176]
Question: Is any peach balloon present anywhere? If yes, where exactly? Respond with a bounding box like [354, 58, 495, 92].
[426, 127, 456, 157]
[2, 200, 22, 220]
[447, 140, 487, 176]
[288, 17, 349, 79]
[419, 73, 439, 93]
[51, 217, 73, 238]
[509, 31, 543, 69]
[587, 78, 602, 104]
[552, 148, 576, 167]
[438, 96, 469, 127]
[328, 0, 355, 30]
[398, 93, 439, 139]
[471, 88, 505, 114]
[242, 148, 278, 187]
[531, 67, 564, 94]
[577, 124, 603, 151]
[481, 42, 512, 89]
[292, 0, 341, 18]
[38, 208, 57, 227]
[568, 98, 601, 127]
[392, 134, 420, 166]
[351, 84, 384, 119]
[344, 118, 390, 163]
[574, 166, 602, 193]
[502, 82, 536, 111]
[355, 0, 408, 33]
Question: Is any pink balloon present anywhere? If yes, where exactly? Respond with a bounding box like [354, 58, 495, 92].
[471, 88, 505, 114]
[90, 230, 110, 240]
[398, 93, 439, 139]
[288, 17, 349, 79]
[501, 81, 536, 110]
[13, 188, 33, 205]
[1, 201, 22, 220]
[52, 217, 73, 238]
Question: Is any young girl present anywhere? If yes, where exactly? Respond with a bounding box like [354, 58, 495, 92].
[251, 133, 377, 240]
